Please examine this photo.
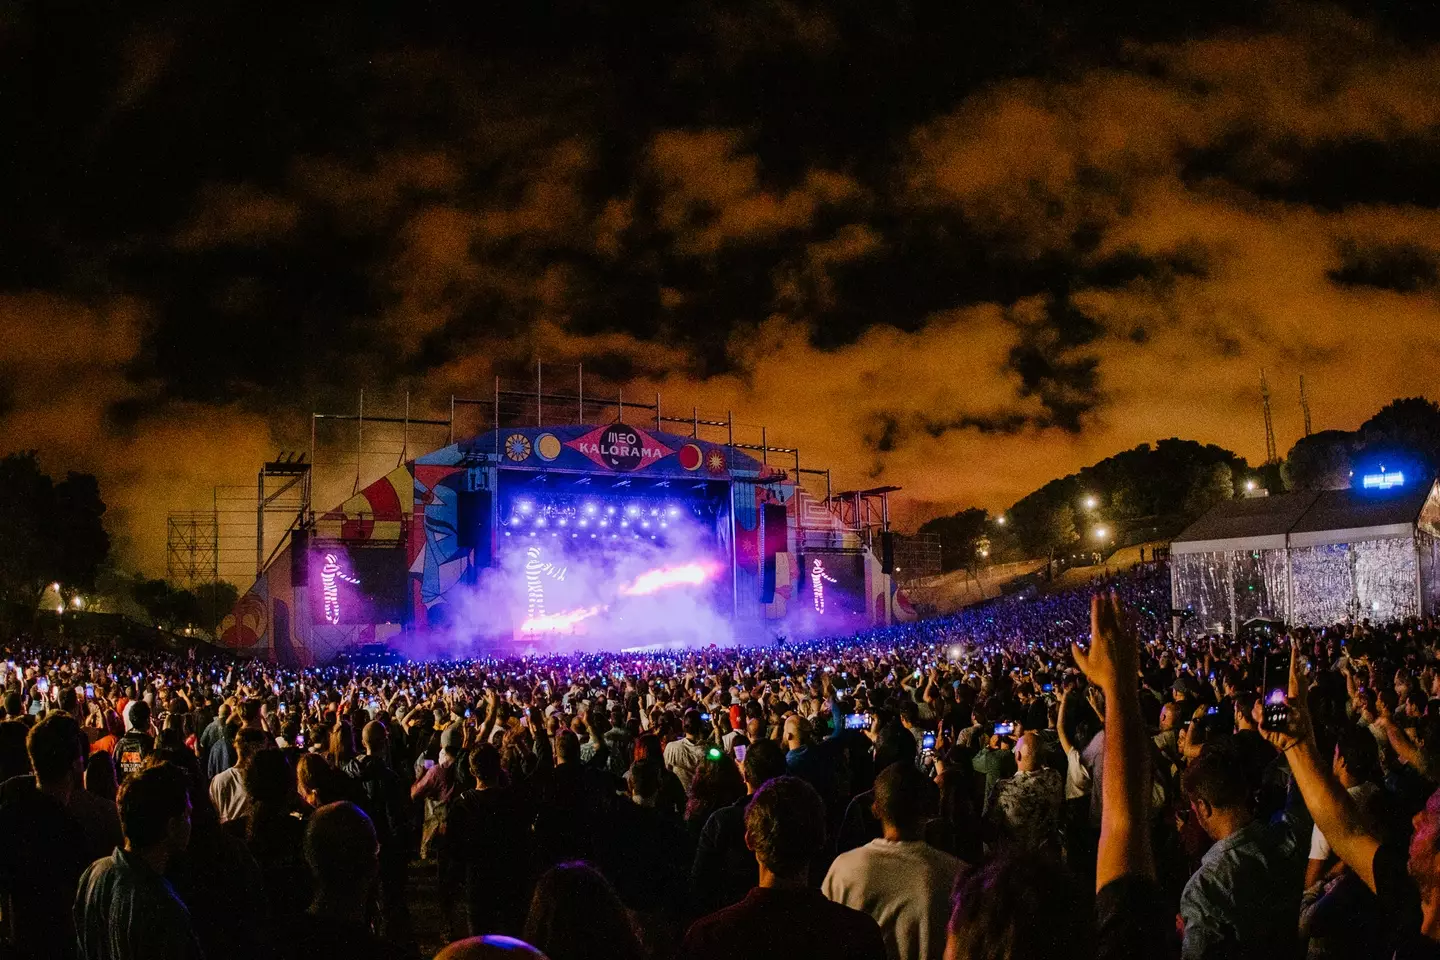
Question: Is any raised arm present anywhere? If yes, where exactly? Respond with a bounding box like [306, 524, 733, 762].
[1072, 591, 1153, 890]
[1056, 689, 1075, 755]
[1263, 643, 1380, 892]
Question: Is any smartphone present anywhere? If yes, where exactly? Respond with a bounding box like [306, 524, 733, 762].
[1262, 689, 1289, 733]
[36, 678, 48, 695]
[295, 734, 305, 748]
[278, 703, 287, 714]
[913, 669, 923, 679]
[701, 712, 712, 723]
[1042, 683, 1053, 693]
[85, 684, 94, 698]
[844, 712, 871, 731]
[465, 708, 472, 718]
[422, 759, 436, 770]
[1205, 705, 1218, 716]
[993, 721, 1016, 737]
[733, 744, 747, 763]
[921, 732, 937, 751]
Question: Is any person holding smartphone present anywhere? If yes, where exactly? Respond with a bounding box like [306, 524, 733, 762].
[971, 717, 1018, 807]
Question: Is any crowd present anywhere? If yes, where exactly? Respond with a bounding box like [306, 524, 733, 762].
[1, 559, 1439, 959]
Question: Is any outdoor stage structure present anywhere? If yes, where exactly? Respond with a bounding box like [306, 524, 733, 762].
[1170, 473, 1440, 637]
[219, 371, 912, 664]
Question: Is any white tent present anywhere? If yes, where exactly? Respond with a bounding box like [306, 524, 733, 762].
[1171, 479, 1440, 635]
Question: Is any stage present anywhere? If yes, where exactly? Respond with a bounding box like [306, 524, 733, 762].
[222, 413, 904, 664]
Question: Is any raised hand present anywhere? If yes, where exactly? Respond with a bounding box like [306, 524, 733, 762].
[1072, 590, 1138, 695]
[1260, 639, 1313, 752]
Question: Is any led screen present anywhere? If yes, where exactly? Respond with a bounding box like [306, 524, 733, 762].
[310, 544, 408, 625]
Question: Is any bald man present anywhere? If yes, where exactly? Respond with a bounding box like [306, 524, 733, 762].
[986, 731, 1064, 853]
[434, 936, 550, 960]
[343, 722, 413, 947]
[782, 714, 838, 813]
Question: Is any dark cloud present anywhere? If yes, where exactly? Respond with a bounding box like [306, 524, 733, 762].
[6, 1, 1440, 571]
[1328, 240, 1440, 292]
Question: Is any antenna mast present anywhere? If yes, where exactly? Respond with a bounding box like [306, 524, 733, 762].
[1299, 375, 1313, 437]
[1260, 369, 1278, 464]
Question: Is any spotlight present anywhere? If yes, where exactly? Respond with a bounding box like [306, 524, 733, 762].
[590, 534, 597, 539]
[558, 518, 567, 526]
[504, 531, 512, 537]
[641, 520, 650, 528]
[585, 503, 597, 515]
[518, 501, 533, 513]
[626, 504, 640, 517]
[667, 507, 680, 517]
[660, 521, 667, 528]
[606, 505, 616, 515]
[511, 515, 523, 525]
[649, 535, 656, 540]
[578, 519, 588, 527]
[571, 533, 578, 538]
[529, 532, 537, 538]
[649, 508, 659, 517]
[536, 517, 547, 527]
[620, 519, 629, 527]
[600, 519, 609, 528]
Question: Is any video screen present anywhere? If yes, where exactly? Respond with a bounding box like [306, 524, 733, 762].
[804, 552, 866, 621]
[310, 544, 408, 625]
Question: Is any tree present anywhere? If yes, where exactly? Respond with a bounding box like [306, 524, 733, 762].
[1358, 397, 1440, 478]
[193, 580, 239, 635]
[1183, 462, 1234, 516]
[52, 472, 110, 600]
[1284, 430, 1354, 490]
[1045, 504, 1080, 558]
[0, 452, 110, 618]
[918, 507, 991, 573]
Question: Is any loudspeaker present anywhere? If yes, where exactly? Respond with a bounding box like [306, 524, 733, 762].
[290, 528, 309, 586]
[760, 503, 786, 603]
[456, 490, 491, 558]
[880, 531, 895, 574]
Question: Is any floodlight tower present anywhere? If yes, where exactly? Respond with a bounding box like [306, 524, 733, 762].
[1300, 375, 1313, 437]
[1260, 369, 1278, 464]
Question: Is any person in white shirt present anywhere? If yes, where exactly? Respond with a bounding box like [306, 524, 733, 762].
[822, 761, 963, 960]
[208, 728, 268, 823]
[663, 709, 710, 792]
[1304, 726, 1382, 890]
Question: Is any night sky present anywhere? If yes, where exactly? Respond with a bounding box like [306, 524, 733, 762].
[6, 1, 1440, 574]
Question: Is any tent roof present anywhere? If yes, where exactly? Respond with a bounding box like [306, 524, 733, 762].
[1172, 481, 1436, 553]
[1171, 492, 1319, 551]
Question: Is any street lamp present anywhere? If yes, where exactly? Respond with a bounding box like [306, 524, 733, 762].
[1244, 479, 1257, 492]
[995, 515, 1006, 526]
[1083, 496, 1097, 510]
[1093, 526, 1108, 540]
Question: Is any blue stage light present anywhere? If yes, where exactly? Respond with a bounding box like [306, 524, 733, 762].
[620, 519, 629, 527]
[650, 508, 659, 517]
[606, 505, 616, 515]
[641, 520, 650, 528]
[585, 503, 598, 515]
[578, 519, 588, 527]
[558, 518, 568, 527]
[518, 501, 533, 513]
[511, 515, 523, 525]
[667, 506, 680, 517]
[599, 519, 609, 528]
[536, 517, 547, 527]
[626, 504, 640, 517]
